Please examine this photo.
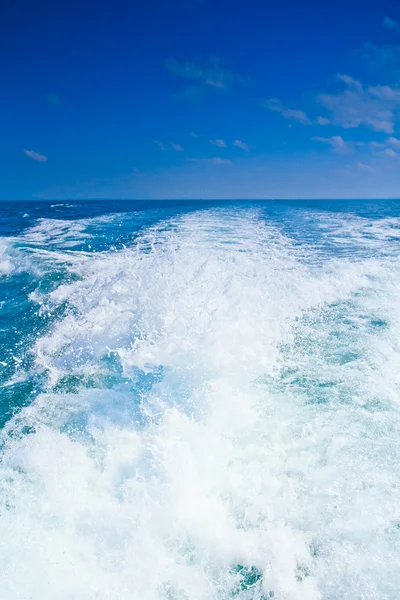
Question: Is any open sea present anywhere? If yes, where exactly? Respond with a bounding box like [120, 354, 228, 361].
[0, 199, 400, 599]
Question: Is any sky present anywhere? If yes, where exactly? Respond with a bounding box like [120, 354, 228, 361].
[2, 0, 400, 200]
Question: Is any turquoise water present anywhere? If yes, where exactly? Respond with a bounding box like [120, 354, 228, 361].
[1, 199, 400, 599]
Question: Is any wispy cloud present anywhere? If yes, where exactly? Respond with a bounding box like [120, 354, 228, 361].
[209, 139, 226, 148]
[268, 75, 400, 134]
[189, 131, 198, 138]
[189, 157, 232, 165]
[368, 138, 400, 151]
[356, 161, 374, 171]
[265, 98, 329, 125]
[234, 139, 249, 151]
[166, 57, 244, 101]
[209, 157, 232, 165]
[315, 135, 400, 157]
[23, 149, 48, 162]
[362, 42, 400, 79]
[317, 75, 400, 133]
[153, 140, 167, 151]
[171, 142, 184, 152]
[386, 136, 400, 148]
[265, 98, 310, 123]
[370, 141, 386, 149]
[166, 57, 237, 89]
[383, 147, 400, 158]
[313, 135, 356, 153]
[383, 17, 400, 31]
[315, 116, 330, 125]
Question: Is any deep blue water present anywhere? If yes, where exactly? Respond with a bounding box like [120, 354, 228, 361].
[1, 199, 400, 599]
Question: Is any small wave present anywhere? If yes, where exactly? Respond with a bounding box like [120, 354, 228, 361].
[0, 240, 14, 277]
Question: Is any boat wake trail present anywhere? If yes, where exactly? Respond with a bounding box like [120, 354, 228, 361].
[1, 207, 399, 599]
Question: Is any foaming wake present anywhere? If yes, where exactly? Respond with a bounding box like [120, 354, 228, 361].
[1, 208, 400, 599]
[0, 239, 14, 277]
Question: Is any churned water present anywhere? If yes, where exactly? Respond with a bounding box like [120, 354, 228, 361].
[0, 199, 399, 599]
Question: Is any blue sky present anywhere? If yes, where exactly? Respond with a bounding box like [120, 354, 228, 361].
[2, 0, 400, 199]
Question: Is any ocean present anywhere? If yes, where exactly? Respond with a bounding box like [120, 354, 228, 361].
[0, 199, 399, 599]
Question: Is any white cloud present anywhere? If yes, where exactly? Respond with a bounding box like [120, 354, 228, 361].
[209, 139, 226, 148]
[265, 98, 311, 124]
[317, 75, 400, 133]
[386, 136, 400, 148]
[265, 99, 330, 126]
[189, 131, 198, 138]
[383, 17, 400, 31]
[234, 139, 249, 151]
[369, 141, 386, 149]
[171, 142, 184, 152]
[383, 147, 400, 158]
[153, 140, 166, 151]
[282, 109, 309, 123]
[356, 161, 374, 171]
[312, 135, 355, 153]
[189, 157, 232, 165]
[23, 149, 48, 162]
[210, 157, 232, 165]
[315, 136, 400, 157]
[315, 116, 331, 125]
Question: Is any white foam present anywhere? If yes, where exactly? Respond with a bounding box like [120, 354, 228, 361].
[1, 213, 126, 279]
[314, 212, 400, 253]
[1, 208, 400, 599]
[20, 213, 128, 250]
[22, 218, 93, 247]
[0, 239, 14, 277]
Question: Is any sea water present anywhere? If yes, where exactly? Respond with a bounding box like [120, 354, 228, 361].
[0, 199, 399, 599]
